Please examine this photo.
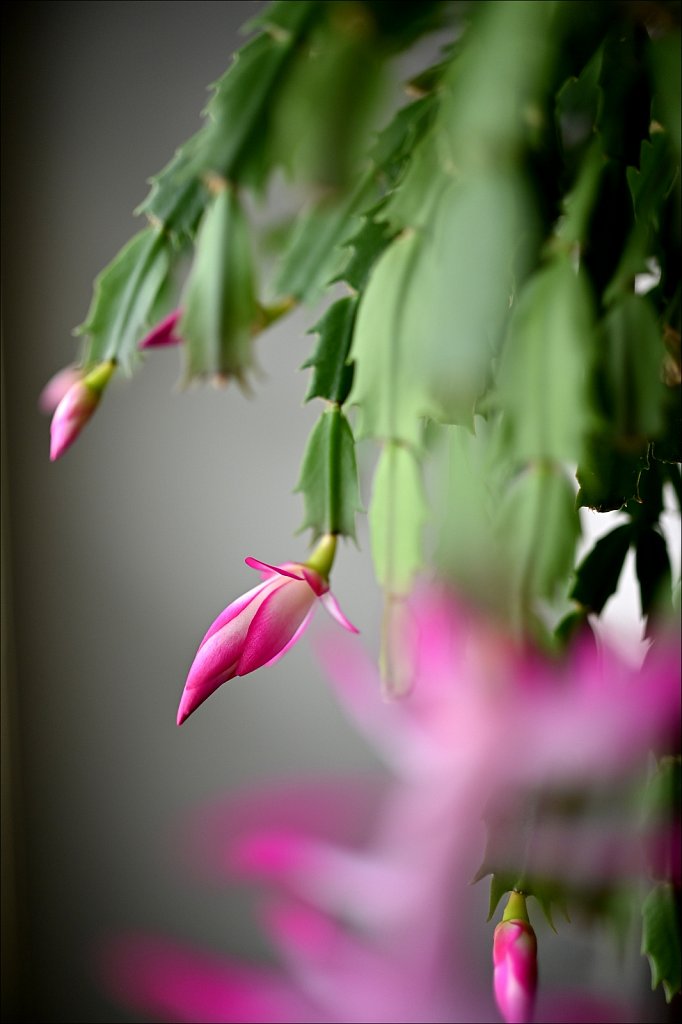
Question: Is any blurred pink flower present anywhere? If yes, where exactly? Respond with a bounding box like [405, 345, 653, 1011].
[138, 309, 183, 349]
[177, 553, 357, 726]
[49, 360, 116, 461]
[104, 585, 679, 1022]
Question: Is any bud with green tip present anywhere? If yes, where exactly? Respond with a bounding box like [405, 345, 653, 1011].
[49, 360, 116, 461]
[493, 890, 538, 1024]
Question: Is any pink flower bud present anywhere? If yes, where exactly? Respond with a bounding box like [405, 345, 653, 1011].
[493, 894, 538, 1024]
[138, 309, 183, 349]
[49, 360, 115, 461]
[177, 538, 358, 726]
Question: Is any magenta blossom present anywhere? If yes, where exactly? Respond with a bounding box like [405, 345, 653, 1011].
[177, 538, 357, 726]
[493, 893, 538, 1024]
[49, 360, 116, 461]
[138, 309, 183, 349]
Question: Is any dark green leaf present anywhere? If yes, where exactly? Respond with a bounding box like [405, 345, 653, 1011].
[642, 883, 682, 1002]
[180, 189, 260, 383]
[570, 523, 632, 613]
[650, 32, 681, 161]
[296, 407, 361, 541]
[302, 297, 357, 404]
[76, 227, 171, 374]
[635, 527, 672, 623]
[602, 294, 663, 442]
[576, 437, 648, 512]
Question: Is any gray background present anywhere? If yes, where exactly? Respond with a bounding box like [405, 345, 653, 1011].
[2, 3, 385, 1020]
[1, 3, 676, 1022]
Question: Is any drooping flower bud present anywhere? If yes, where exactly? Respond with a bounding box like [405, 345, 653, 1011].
[138, 309, 183, 349]
[493, 891, 537, 1024]
[49, 359, 116, 461]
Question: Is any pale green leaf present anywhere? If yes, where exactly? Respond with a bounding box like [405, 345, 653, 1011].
[180, 189, 260, 382]
[497, 256, 595, 465]
[369, 443, 427, 596]
[497, 465, 580, 613]
[76, 227, 171, 374]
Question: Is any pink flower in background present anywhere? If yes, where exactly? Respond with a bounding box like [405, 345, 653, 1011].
[105, 585, 679, 1022]
[177, 553, 357, 726]
[138, 309, 184, 349]
[49, 360, 116, 461]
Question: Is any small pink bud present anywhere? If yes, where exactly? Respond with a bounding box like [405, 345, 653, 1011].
[49, 360, 115, 461]
[138, 309, 183, 349]
[493, 892, 538, 1024]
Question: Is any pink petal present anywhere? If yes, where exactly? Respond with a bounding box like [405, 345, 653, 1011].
[100, 934, 323, 1023]
[245, 557, 305, 581]
[263, 607, 315, 668]
[198, 579, 274, 650]
[320, 591, 359, 633]
[138, 309, 183, 349]
[300, 566, 328, 597]
[178, 581, 287, 724]
[237, 580, 318, 675]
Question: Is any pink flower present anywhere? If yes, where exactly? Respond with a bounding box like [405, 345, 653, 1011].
[49, 360, 116, 461]
[177, 541, 357, 726]
[493, 894, 538, 1024]
[138, 309, 183, 349]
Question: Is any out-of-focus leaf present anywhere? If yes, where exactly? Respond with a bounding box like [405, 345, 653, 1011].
[274, 170, 376, 303]
[635, 527, 673, 624]
[650, 31, 681, 161]
[554, 140, 605, 249]
[555, 47, 603, 170]
[302, 297, 356, 404]
[497, 465, 580, 613]
[349, 229, 434, 447]
[368, 442, 427, 596]
[605, 133, 678, 302]
[296, 407, 361, 542]
[267, 3, 384, 189]
[334, 216, 394, 291]
[443, 0, 555, 170]
[180, 189, 260, 383]
[642, 883, 681, 1002]
[597, 22, 650, 167]
[497, 256, 595, 465]
[76, 228, 170, 374]
[570, 523, 632, 613]
[599, 295, 667, 442]
[403, 172, 536, 430]
[139, 2, 318, 233]
[352, 172, 536, 443]
[186, 4, 319, 184]
[576, 438, 648, 511]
